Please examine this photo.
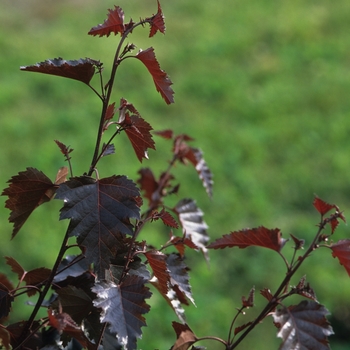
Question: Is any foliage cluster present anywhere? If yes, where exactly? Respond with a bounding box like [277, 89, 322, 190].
[1, 2, 350, 350]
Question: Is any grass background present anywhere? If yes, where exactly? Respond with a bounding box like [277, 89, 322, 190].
[1, 0, 350, 349]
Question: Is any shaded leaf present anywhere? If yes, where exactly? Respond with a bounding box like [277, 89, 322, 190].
[273, 300, 333, 350]
[88, 6, 125, 37]
[174, 199, 209, 257]
[147, 0, 166, 37]
[137, 168, 159, 206]
[260, 288, 273, 302]
[21, 58, 99, 85]
[54, 255, 90, 283]
[55, 175, 141, 277]
[208, 226, 286, 253]
[48, 309, 95, 350]
[330, 239, 350, 276]
[293, 276, 318, 302]
[234, 322, 253, 336]
[5, 256, 24, 280]
[0, 274, 14, 319]
[144, 250, 170, 294]
[0, 327, 10, 350]
[136, 47, 174, 104]
[101, 143, 115, 157]
[290, 233, 305, 250]
[167, 253, 194, 305]
[2, 168, 55, 238]
[120, 114, 155, 162]
[171, 322, 198, 350]
[55, 286, 93, 324]
[313, 196, 336, 216]
[92, 276, 151, 350]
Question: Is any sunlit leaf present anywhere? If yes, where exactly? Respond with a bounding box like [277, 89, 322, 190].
[313, 196, 336, 216]
[171, 322, 198, 350]
[174, 199, 209, 257]
[330, 239, 350, 276]
[151, 209, 179, 229]
[136, 47, 174, 104]
[208, 226, 287, 253]
[21, 58, 99, 85]
[273, 300, 333, 350]
[56, 175, 141, 277]
[88, 6, 125, 37]
[137, 168, 159, 206]
[2, 168, 56, 238]
[92, 276, 151, 350]
[241, 287, 255, 308]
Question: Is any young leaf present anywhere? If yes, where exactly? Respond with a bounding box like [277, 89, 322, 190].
[55, 175, 141, 277]
[234, 322, 253, 336]
[136, 47, 174, 104]
[167, 253, 194, 305]
[174, 199, 209, 257]
[273, 300, 333, 350]
[152, 209, 179, 229]
[260, 288, 273, 302]
[120, 114, 155, 162]
[144, 250, 170, 294]
[313, 196, 336, 216]
[171, 322, 198, 350]
[330, 239, 350, 276]
[88, 6, 125, 37]
[147, 0, 166, 37]
[208, 226, 287, 253]
[21, 58, 99, 85]
[92, 276, 151, 350]
[241, 287, 255, 308]
[2, 168, 56, 238]
[170, 235, 199, 257]
[154, 129, 174, 139]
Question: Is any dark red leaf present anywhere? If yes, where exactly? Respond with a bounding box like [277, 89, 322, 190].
[55, 175, 141, 277]
[0, 274, 14, 319]
[313, 196, 336, 216]
[0, 327, 10, 350]
[137, 168, 159, 206]
[290, 233, 305, 250]
[234, 322, 253, 336]
[273, 300, 333, 350]
[242, 287, 255, 308]
[154, 129, 173, 139]
[152, 209, 179, 229]
[2, 168, 56, 238]
[329, 217, 339, 234]
[88, 6, 125, 37]
[21, 58, 98, 85]
[208, 226, 287, 253]
[167, 253, 194, 305]
[170, 235, 199, 257]
[144, 250, 170, 294]
[120, 114, 155, 162]
[104, 102, 116, 124]
[260, 288, 273, 301]
[293, 276, 318, 302]
[23, 268, 51, 296]
[147, 0, 166, 37]
[171, 322, 198, 350]
[330, 239, 350, 276]
[174, 199, 209, 257]
[136, 47, 174, 104]
[92, 276, 151, 350]
[5, 257, 25, 280]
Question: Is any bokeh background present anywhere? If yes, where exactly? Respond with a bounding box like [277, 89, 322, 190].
[1, 0, 350, 349]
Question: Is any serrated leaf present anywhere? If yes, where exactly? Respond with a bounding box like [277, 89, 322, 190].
[183, 147, 213, 198]
[21, 58, 99, 85]
[88, 6, 125, 37]
[136, 47, 174, 104]
[92, 276, 151, 350]
[313, 196, 336, 216]
[242, 287, 255, 308]
[0, 273, 14, 319]
[208, 226, 287, 253]
[120, 114, 155, 162]
[260, 288, 273, 301]
[55, 175, 141, 277]
[2, 168, 56, 238]
[144, 250, 170, 294]
[152, 209, 179, 229]
[55, 286, 93, 324]
[54, 255, 90, 283]
[154, 129, 174, 139]
[273, 300, 333, 350]
[175, 199, 209, 257]
[330, 239, 350, 276]
[147, 0, 166, 37]
[101, 143, 116, 157]
[167, 253, 194, 305]
[55, 166, 69, 185]
[171, 322, 198, 350]
[170, 235, 199, 257]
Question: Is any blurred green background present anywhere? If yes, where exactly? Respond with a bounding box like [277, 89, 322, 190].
[1, 0, 350, 349]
